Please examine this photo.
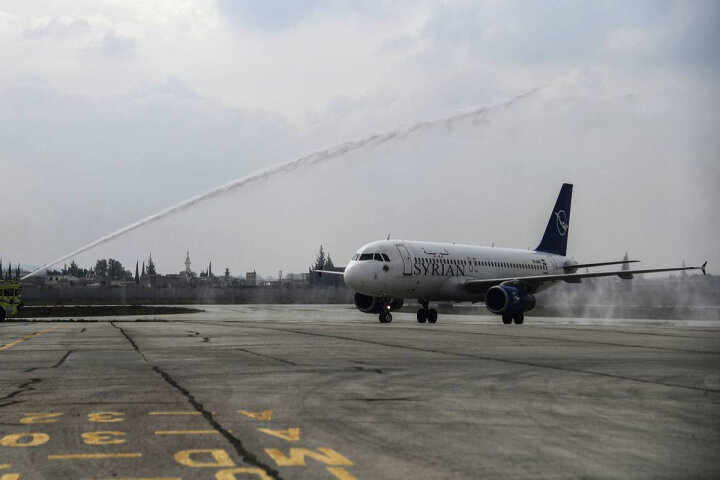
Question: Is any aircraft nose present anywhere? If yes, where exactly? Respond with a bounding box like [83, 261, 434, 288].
[343, 263, 364, 291]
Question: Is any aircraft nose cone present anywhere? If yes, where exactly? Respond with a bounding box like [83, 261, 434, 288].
[343, 263, 364, 291]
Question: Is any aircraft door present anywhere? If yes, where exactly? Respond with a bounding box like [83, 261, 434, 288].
[395, 244, 413, 276]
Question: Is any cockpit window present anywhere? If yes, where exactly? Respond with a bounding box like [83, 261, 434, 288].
[381, 253, 390, 262]
[374, 253, 383, 261]
[352, 254, 359, 260]
[359, 253, 373, 261]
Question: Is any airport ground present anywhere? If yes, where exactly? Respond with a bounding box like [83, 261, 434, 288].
[1, 305, 719, 479]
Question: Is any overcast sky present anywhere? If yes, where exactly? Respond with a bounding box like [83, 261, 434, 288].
[2, 0, 719, 277]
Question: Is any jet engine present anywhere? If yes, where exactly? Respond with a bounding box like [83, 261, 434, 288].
[354, 293, 404, 314]
[485, 285, 536, 315]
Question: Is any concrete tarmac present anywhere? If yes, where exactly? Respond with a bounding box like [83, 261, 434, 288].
[1, 305, 719, 479]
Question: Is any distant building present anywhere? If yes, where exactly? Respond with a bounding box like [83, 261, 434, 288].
[45, 274, 77, 287]
[286, 272, 310, 287]
[220, 268, 232, 288]
[246, 271, 257, 286]
[179, 250, 196, 285]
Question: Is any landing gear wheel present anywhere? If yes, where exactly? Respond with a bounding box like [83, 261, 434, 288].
[502, 315, 512, 325]
[427, 309, 438, 324]
[513, 313, 524, 325]
[417, 309, 427, 323]
[378, 312, 392, 323]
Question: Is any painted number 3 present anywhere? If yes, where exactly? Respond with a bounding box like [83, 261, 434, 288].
[88, 412, 125, 423]
[81, 431, 126, 445]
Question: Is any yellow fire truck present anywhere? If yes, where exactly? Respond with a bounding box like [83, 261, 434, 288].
[0, 280, 22, 321]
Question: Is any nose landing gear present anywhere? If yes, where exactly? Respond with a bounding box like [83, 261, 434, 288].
[378, 298, 393, 323]
[502, 313, 525, 325]
[416, 300, 438, 324]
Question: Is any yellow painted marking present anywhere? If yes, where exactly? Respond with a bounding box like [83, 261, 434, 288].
[0, 465, 8, 469]
[0, 473, 20, 480]
[149, 411, 203, 416]
[21, 412, 63, 424]
[257, 427, 300, 442]
[48, 453, 141, 460]
[81, 431, 126, 445]
[264, 447, 353, 467]
[327, 467, 358, 480]
[174, 449, 235, 468]
[0, 328, 55, 351]
[155, 430, 220, 435]
[216, 468, 272, 480]
[88, 412, 124, 423]
[237, 410, 272, 421]
[0, 433, 50, 447]
[97, 478, 181, 480]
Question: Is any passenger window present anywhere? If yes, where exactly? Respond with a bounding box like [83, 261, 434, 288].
[382, 253, 390, 262]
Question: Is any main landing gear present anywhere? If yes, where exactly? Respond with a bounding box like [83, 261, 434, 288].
[502, 313, 524, 325]
[416, 300, 438, 324]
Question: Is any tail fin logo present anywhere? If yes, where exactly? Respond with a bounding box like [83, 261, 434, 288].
[555, 210, 568, 236]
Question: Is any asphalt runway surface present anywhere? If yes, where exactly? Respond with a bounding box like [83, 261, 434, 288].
[1, 305, 719, 479]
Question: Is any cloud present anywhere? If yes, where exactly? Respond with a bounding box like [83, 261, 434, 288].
[100, 31, 136, 59]
[24, 15, 91, 38]
[215, 0, 389, 30]
[603, 27, 653, 54]
[215, 0, 326, 30]
[418, 0, 720, 70]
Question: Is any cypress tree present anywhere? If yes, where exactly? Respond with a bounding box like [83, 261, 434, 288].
[146, 254, 156, 275]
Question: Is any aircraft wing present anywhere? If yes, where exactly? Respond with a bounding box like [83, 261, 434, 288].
[463, 262, 707, 294]
[313, 268, 345, 277]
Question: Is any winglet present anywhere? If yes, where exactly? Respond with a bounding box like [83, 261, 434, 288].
[701, 261, 707, 276]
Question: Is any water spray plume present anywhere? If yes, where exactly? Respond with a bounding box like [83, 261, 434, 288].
[22, 87, 542, 281]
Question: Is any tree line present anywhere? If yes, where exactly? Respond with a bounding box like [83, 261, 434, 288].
[308, 245, 343, 287]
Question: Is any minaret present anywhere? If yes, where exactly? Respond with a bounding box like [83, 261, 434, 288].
[185, 250, 192, 275]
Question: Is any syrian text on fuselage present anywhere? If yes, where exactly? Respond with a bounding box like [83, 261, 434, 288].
[413, 262, 465, 277]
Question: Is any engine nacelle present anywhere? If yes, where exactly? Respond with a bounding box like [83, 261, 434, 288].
[485, 285, 536, 316]
[353, 293, 403, 314]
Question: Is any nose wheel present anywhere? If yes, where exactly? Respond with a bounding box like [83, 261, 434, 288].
[416, 300, 438, 324]
[502, 313, 524, 325]
[379, 312, 392, 323]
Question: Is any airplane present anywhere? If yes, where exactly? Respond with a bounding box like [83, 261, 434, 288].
[316, 183, 707, 324]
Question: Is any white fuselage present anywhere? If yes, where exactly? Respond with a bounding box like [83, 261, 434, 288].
[343, 240, 569, 302]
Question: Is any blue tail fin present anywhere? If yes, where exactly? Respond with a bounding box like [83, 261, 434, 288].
[535, 183, 573, 256]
